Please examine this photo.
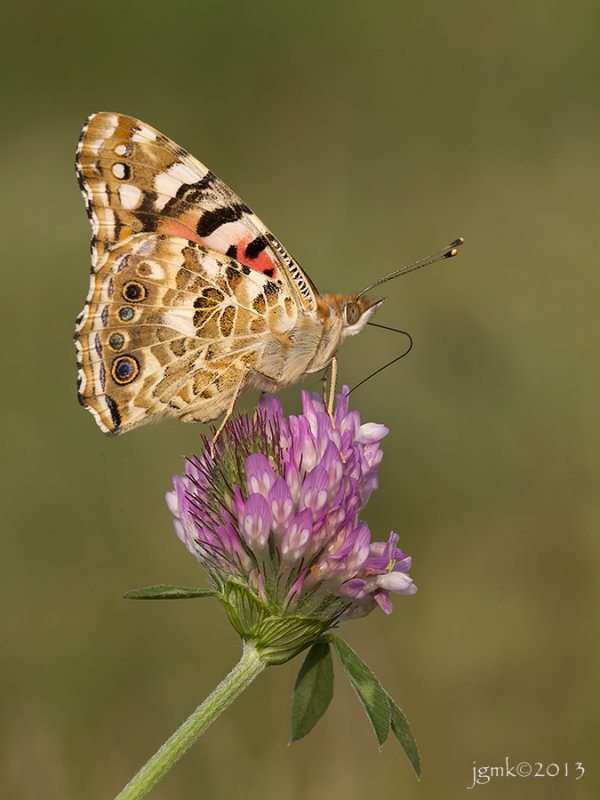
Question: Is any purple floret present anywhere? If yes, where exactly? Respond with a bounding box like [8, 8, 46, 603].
[167, 388, 416, 623]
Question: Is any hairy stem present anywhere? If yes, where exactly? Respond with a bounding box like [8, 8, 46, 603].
[113, 643, 267, 800]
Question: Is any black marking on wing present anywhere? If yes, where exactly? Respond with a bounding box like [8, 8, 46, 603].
[161, 172, 219, 216]
[195, 203, 251, 238]
[133, 190, 161, 231]
[264, 280, 280, 299]
[76, 167, 87, 197]
[105, 182, 124, 241]
[245, 236, 268, 259]
[105, 395, 121, 429]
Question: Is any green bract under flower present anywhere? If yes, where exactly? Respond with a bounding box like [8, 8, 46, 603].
[167, 389, 416, 663]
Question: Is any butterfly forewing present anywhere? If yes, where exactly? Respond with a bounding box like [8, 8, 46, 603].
[75, 112, 317, 310]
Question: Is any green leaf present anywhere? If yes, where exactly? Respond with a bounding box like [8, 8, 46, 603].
[124, 585, 218, 600]
[290, 641, 334, 742]
[388, 694, 421, 779]
[332, 636, 390, 747]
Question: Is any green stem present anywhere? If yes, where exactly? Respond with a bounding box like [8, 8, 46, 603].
[113, 643, 267, 800]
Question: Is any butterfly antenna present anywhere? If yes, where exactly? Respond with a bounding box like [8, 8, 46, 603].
[356, 237, 464, 298]
[348, 322, 413, 395]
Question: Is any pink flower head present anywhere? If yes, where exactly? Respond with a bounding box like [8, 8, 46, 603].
[167, 388, 416, 631]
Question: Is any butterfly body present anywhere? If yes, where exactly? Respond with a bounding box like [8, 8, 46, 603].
[75, 112, 383, 434]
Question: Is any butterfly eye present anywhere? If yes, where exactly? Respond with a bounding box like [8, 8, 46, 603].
[345, 302, 362, 326]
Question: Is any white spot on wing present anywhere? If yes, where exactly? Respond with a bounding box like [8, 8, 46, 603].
[118, 184, 142, 209]
[114, 144, 127, 156]
[87, 138, 103, 156]
[96, 182, 109, 207]
[168, 162, 201, 184]
[112, 163, 126, 179]
[98, 113, 118, 135]
[203, 221, 252, 254]
[154, 170, 183, 200]
[131, 125, 157, 143]
[153, 162, 203, 210]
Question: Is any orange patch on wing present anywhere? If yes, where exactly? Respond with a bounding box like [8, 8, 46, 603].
[159, 218, 203, 244]
[234, 233, 279, 278]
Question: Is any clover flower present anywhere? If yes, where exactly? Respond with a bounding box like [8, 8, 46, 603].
[119, 390, 420, 800]
[167, 388, 416, 660]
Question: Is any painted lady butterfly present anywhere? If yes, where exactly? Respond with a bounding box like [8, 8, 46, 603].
[75, 113, 461, 441]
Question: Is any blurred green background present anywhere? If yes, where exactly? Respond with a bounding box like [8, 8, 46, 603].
[1, 0, 598, 798]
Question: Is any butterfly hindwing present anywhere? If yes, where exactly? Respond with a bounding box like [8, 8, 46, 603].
[75, 112, 317, 311]
[74, 233, 299, 434]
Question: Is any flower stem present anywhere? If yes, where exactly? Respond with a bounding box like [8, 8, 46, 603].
[113, 643, 267, 800]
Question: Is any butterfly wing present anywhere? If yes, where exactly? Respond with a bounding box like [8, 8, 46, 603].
[75, 112, 318, 312]
[74, 233, 299, 433]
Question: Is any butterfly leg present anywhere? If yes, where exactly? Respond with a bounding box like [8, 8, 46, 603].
[326, 356, 338, 423]
[320, 359, 337, 425]
[321, 365, 330, 405]
[209, 372, 247, 458]
[322, 357, 346, 462]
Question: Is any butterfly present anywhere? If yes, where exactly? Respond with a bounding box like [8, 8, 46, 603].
[75, 112, 462, 442]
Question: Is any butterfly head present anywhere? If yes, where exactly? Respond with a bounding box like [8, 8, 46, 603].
[324, 294, 386, 339]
